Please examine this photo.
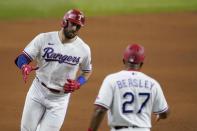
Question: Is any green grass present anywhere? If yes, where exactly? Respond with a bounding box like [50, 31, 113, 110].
[0, 0, 197, 20]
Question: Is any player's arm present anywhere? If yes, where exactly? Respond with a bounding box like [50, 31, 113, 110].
[88, 76, 112, 131]
[14, 33, 42, 83]
[64, 47, 92, 92]
[88, 105, 107, 131]
[155, 108, 170, 122]
[153, 82, 170, 122]
[77, 70, 92, 85]
[15, 53, 38, 83]
[77, 44, 92, 86]
[15, 53, 32, 69]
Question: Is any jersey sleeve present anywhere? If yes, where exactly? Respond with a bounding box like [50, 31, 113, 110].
[23, 33, 43, 60]
[152, 83, 168, 114]
[94, 76, 113, 109]
[80, 45, 92, 72]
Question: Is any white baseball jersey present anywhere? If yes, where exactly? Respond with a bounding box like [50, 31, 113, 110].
[23, 31, 92, 91]
[95, 70, 168, 128]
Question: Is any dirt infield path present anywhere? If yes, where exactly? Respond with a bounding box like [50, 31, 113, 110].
[0, 12, 197, 131]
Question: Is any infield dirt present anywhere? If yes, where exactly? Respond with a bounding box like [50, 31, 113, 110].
[0, 12, 197, 131]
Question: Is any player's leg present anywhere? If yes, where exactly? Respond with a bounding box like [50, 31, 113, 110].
[21, 84, 46, 131]
[21, 98, 45, 131]
[38, 93, 70, 131]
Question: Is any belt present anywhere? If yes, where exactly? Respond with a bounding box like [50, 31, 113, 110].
[114, 125, 139, 130]
[36, 77, 64, 94]
[41, 82, 62, 93]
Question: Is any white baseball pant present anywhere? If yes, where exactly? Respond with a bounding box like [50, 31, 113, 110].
[21, 78, 71, 131]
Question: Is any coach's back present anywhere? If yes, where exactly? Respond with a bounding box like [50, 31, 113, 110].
[97, 70, 168, 128]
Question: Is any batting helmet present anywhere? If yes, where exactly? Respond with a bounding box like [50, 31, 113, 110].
[61, 9, 85, 27]
[123, 44, 145, 64]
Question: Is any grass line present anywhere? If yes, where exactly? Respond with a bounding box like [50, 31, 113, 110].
[0, 0, 197, 19]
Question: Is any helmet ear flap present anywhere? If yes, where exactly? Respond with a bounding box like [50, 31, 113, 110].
[61, 19, 68, 28]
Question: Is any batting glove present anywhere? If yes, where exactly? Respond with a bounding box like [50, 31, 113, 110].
[21, 64, 38, 83]
[64, 79, 80, 93]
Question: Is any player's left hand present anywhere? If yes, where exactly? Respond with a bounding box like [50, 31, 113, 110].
[64, 79, 80, 93]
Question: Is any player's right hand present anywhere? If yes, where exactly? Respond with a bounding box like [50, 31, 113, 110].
[21, 64, 38, 83]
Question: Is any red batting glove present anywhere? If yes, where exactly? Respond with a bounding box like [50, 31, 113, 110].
[64, 79, 80, 93]
[21, 64, 38, 83]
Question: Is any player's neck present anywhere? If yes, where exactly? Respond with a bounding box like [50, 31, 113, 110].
[127, 68, 140, 71]
[124, 62, 142, 71]
[58, 30, 77, 44]
[126, 67, 141, 71]
[125, 65, 141, 71]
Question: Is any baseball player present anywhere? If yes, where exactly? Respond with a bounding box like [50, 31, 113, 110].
[14, 9, 92, 131]
[88, 44, 169, 131]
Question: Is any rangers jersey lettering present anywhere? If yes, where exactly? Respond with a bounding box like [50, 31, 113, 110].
[43, 47, 80, 65]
